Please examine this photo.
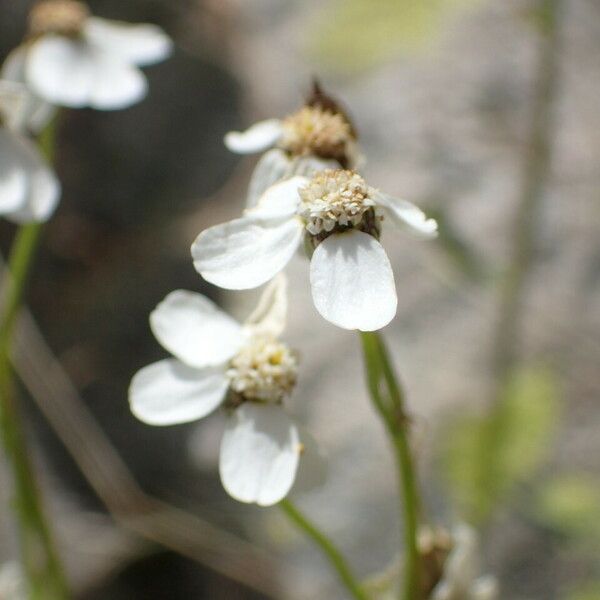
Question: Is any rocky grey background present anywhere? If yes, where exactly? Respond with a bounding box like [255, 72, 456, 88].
[0, 0, 599, 598]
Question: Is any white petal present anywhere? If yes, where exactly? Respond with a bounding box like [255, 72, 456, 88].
[129, 359, 228, 426]
[310, 230, 397, 331]
[246, 176, 306, 220]
[0, 130, 60, 223]
[85, 56, 147, 110]
[26, 37, 147, 110]
[446, 524, 478, 588]
[224, 119, 283, 154]
[0, 130, 28, 214]
[244, 274, 288, 337]
[191, 216, 303, 290]
[84, 17, 172, 66]
[373, 190, 438, 239]
[150, 290, 244, 368]
[246, 148, 292, 209]
[289, 155, 340, 178]
[1, 49, 56, 132]
[471, 576, 499, 600]
[219, 403, 301, 506]
[246, 153, 339, 210]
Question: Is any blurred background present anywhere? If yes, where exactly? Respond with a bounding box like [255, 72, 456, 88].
[0, 0, 599, 598]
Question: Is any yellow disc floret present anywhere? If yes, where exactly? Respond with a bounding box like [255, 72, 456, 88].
[299, 170, 376, 236]
[278, 106, 354, 165]
[28, 0, 89, 37]
[227, 336, 298, 404]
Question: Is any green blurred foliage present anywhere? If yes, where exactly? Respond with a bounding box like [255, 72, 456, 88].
[536, 476, 600, 543]
[440, 366, 560, 523]
[566, 584, 600, 600]
[310, 0, 482, 73]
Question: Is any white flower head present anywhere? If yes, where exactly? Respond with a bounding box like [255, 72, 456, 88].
[0, 562, 26, 600]
[191, 170, 437, 331]
[224, 82, 362, 208]
[129, 276, 313, 506]
[419, 524, 499, 600]
[2, 0, 172, 111]
[0, 80, 60, 223]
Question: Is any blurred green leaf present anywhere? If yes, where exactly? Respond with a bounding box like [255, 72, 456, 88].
[565, 583, 600, 600]
[440, 366, 560, 523]
[537, 476, 600, 542]
[309, 0, 482, 73]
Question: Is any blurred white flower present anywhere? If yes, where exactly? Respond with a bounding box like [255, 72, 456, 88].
[3, 0, 172, 111]
[129, 276, 312, 506]
[225, 82, 362, 208]
[0, 562, 26, 600]
[420, 524, 499, 600]
[192, 170, 437, 331]
[0, 80, 60, 223]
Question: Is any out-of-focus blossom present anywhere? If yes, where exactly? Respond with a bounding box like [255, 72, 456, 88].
[224, 82, 362, 208]
[192, 170, 437, 331]
[129, 276, 313, 506]
[0, 81, 60, 223]
[419, 524, 499, 600]
[2, 0, 172, 111]
[0, 562, 26, 600]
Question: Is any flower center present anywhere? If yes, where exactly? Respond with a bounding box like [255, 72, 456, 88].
[298, 170, 382, 244]
[28, 0, 89, 37]
[278, 106, 354, 165]
[226, 337, 298, 404]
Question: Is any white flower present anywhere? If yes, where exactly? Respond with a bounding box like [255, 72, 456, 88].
[0, 80, 60, 223]
[2, 0, 172, 111]
[0, 562, 26, 600]
[224, 84, 362, 208]
[191, 170, 437, 331]
[420, 524, 499, 600]
[129, 276, 310, 506]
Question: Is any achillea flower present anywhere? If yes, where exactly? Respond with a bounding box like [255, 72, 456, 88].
[191, 170, 437, 331]
[129, 276, 309, 506]
[224, 82, 362, 208]
[0, 562, 26, 600]
[419, 525, 499, 600]
[2, 0, 172, 110]
[0, 81, 60, 223]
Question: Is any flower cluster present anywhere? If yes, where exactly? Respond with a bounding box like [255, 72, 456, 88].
[191, 169, 437, 331]
[130, 276, 312, 506]
[131, 84, 438, 505]
[225, 82, 360, 208]
[4, 0, 172, 110]
[0, 0, 171, 224]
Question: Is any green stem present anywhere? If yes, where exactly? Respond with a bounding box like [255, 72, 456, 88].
[0, 117, 68, 598]
[491, 0, 561, 385]
[474, 0, 562, 526]
[280, 499, 369, 600]
[360, 332, 420, 600]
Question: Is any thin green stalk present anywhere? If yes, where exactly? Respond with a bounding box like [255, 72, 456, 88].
[280, 499, 369, 600]
[474, 0, 562, 526]
[0, 117, 68, 598]
[491, 0, 561, 385]
[360, 332, 420, 600]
